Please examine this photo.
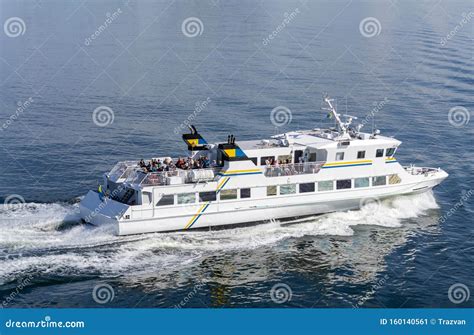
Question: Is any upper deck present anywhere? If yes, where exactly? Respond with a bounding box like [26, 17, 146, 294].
[107, 158, 325, 188]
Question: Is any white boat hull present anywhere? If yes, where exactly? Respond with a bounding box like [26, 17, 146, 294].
[80, 170, 447, 236]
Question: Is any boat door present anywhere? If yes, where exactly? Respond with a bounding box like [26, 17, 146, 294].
[294, 150, 303, 163]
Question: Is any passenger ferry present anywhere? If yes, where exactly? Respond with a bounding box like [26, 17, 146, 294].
[80, 96, 448, 235]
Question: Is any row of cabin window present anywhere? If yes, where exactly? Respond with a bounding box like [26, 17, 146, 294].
[156, 174, 402, 206]
[266, 174, 401, 195]
[156, 188, 252, 206]
[250, 148, 396, 165]
[336, 147, 396, 161]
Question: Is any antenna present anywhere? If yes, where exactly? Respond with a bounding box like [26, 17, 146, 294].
[322, 94, 347, 134]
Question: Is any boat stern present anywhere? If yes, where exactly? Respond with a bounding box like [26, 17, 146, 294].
[79, 190, 130, 230]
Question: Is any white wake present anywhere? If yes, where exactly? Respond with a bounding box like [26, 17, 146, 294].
[0, 191, 439, 285]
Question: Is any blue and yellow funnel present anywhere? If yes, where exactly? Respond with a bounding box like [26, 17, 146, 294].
[182, 125, 208, 151]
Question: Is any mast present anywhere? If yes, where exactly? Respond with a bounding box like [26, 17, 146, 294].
[323, 94, 347, 134]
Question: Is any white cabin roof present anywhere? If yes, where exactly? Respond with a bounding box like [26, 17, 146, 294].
[235, 129, 400, 152]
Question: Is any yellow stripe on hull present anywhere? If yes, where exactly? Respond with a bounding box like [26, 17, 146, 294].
[184, 203, 209, 230]
[323, 160, 372, 167]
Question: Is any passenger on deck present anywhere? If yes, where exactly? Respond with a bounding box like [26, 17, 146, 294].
[176, 157, 185, 169]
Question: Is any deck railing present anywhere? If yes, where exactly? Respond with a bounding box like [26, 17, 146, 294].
[264, 162, 325, 177]
[108, 161, 138, 181]
[403, 166, 440, 176]
[123, 167, 222, 186]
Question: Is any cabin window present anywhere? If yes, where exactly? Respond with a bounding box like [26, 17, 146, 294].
[142, 192, 152, 204]
[308, 153, 317, 162]
[386, 148, 396, 157]
[388, 174, 401, 184]
[372, 176, 386, 186]
[357, 151, 366, 159]
[376, 149, 384, 157]
[199, 191, 216, 202]
[240, 188, 251, 198]
[299, 183, 315, 193]
[318, 180, 333, 191]
[354, 177, 369, 188]
[156, 194, 174, 206]
[335, 152, 344, 161]
[177, 193, 196, 205]
[261, 156, 274, 166]
[220, 189, 237, 200]
[280, 184, 296, 195]
[278, 155, 292, 164]
[267, 186, 277, 196]
[336, 179, 351, 190]
[250, 157, 258, 166]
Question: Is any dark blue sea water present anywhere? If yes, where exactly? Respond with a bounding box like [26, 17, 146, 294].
[0, 0, 473, 308]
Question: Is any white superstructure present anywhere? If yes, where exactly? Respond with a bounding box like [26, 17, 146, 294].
[80, 96, 448, 235]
